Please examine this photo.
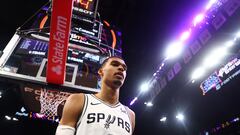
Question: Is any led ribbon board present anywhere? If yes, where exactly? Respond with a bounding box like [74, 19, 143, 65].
[200, 57, 240, 95]
[47, 0, 74, 84]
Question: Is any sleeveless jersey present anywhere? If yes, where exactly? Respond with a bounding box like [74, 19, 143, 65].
[75, 94, 133, 135]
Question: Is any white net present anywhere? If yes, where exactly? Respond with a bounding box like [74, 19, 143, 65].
[40, 88, 71, 118]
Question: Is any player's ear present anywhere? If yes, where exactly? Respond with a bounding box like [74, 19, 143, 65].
[98, 68, 103, 77]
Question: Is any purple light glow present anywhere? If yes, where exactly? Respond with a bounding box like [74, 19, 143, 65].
[161, 63, 165, 67]
[205, 0, 218, 10]
[233, 118, 239, 122]
[117, 31, 122, 36]
[193, 13, 205, 26]
[130, 97, 138, 106]
[180, 30, 191, 41]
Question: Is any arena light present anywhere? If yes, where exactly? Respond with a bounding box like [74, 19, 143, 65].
[36, 113, 45, 119]
[203, 47, 228, 68]
[176, 113, 184, 121]
[161, 63, 165, 67]
[158, 63, 165, 71]
[5, 115, 11, 120]
[205, 0, 218, 10]
[130, 97, 138, 106]
[160, 116, 167, 122]
[233, 117, 239, 122]
[236, 31, 240, 38]
[144, 102, 153, 107]
[180, 30, 191, 41]
[211, 46, 228, 58]
[12, 117, 19, 121]
[225, 41, 234, 47]
[191, 67, 205, 80]
[55, 118, 60, 123]
[153, 73, 157, 76]
[165, 42, 184, 59]
[193, 13, 205, 26]
[140, 82, 150, 93]
[191, 80, 195, 83]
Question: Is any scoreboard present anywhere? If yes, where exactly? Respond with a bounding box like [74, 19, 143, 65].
[73, 0, 99, 19]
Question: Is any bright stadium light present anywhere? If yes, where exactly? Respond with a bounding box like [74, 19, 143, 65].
[225, 41, 234, 47]
[153, 73, 157, 76]
[55, 118, 60, 123]
[180, 30, 191, 41]
[165, 42, 184, 59]
[205, 0, 218, 10]
[236, 31, 240, 38]
[144, 102, 153, 107]
[12, 117, 19, 121]
[36, 113, 45, 119]
[5, 115, 11, 120]
[203, 47, 228, 68]
[191, 80, 195, 83]
[176, 113, 184, 121]
[193, 13, 205, 26]
[191, 67, 205, 80]
[130, 97, 138, 106]
[140, 82, 150, 93]
[160, 116, 167, 122]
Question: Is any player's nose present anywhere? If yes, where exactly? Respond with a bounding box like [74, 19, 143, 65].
[118, 65, 124, 71]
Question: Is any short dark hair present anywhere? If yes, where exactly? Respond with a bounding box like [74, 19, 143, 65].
[100, 56, 124, 68]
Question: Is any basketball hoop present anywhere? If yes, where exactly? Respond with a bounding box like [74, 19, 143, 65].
[40, 88, 71, 118]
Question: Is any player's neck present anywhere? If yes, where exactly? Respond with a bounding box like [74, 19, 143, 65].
[96, 84, 120, 105]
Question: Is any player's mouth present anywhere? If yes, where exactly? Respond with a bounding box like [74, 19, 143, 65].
[114, 72, 124, 79]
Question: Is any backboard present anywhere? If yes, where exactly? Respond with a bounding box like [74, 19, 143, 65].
[0, 1, 123, 120]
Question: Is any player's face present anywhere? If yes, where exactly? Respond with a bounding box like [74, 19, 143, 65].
[99, 57, 127, 89]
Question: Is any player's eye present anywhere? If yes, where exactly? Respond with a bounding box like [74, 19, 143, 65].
[110, 61, 127, 71]
[111, 61, 120, 67]
[122, 65, 127, 71]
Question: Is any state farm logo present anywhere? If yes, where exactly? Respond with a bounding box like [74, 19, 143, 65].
[47, 0, 72, 84]
[51, 65, 62, 75]
[49, 15, 68, 77]
[51, 16, 67, 65]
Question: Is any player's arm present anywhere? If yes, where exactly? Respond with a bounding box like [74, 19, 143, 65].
[126, 108, 136, 134]
[55, 93, 84, 135]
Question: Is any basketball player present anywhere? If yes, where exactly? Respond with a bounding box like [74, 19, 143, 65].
[56, 56, 135, 135]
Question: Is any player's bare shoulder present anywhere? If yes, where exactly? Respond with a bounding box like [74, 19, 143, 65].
[67, 93, 84, 105]
[65, 93, 85, 113]
[60, 93, 85, 126]
[125, 106, 135, 132]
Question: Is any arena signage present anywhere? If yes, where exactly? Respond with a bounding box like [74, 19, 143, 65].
[70, 33, 88, 43]
[218, 58, 240, 77]
[200, 58, 240, 95]
[47, 0, 74, 84]
[73, 7, 94, 16]
[73, 27, 95, 36]
[73, 0, 98, 18]
[15, 107, 29, 117]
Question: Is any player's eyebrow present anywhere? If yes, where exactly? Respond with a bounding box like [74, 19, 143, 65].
[110, 60, 127, 71]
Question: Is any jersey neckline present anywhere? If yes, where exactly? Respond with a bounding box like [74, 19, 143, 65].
[90, 94, 121, 108]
